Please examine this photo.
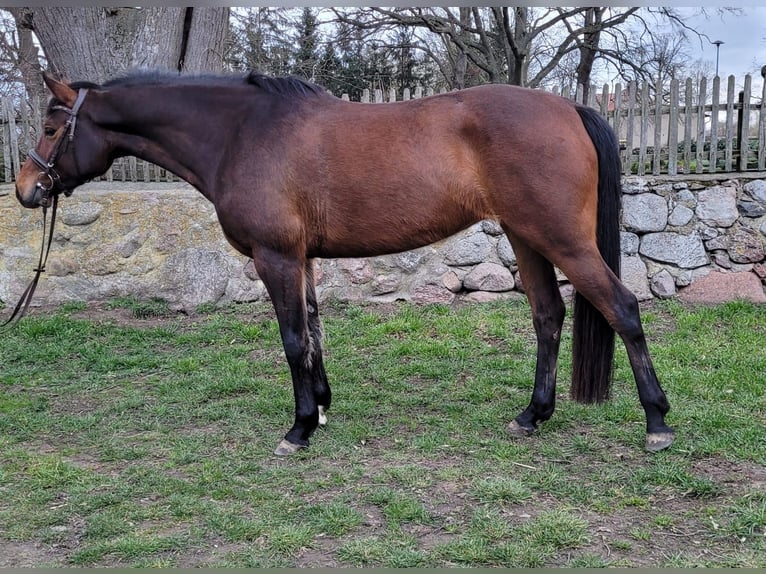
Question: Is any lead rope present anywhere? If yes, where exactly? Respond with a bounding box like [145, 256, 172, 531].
[2, 193, 59, 327]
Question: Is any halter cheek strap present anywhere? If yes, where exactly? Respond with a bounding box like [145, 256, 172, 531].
[28, 88, 89, 203]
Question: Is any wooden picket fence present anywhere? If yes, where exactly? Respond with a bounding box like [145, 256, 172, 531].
[1, 74, 764, 183]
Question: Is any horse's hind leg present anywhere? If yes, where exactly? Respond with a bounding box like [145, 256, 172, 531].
[252, 247, 321, 455]
[506, 238, 566, 437]
[305, 260, 331, 426]
[560, 252, 675, 451]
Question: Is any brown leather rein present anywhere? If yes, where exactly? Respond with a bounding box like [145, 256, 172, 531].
[2, 88, 89, 327]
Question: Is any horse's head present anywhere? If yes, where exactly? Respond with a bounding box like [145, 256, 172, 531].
[15, 73, 112, 209]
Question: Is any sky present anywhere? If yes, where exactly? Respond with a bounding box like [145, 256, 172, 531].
[680, 6, 766, 80]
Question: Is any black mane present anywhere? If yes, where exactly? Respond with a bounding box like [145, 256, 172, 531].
[66, 69, 326, 99]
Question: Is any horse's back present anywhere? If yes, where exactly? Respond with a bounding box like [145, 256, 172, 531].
[235, 83, 599, 259]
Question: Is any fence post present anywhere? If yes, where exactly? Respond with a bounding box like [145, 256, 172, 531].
[736, 75, 752, 172]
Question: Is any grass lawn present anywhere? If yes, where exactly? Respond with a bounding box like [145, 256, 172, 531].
[0, 296, 764, 567]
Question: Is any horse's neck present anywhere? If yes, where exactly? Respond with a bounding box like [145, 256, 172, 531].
[106, 87, 233, 198]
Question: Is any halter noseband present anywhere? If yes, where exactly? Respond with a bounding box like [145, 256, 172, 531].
[28, 88, 89, 207]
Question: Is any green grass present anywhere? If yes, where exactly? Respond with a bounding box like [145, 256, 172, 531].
[0, 297, 764, 566]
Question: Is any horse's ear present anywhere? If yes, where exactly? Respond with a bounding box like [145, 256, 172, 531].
[42, 71, 77, 108]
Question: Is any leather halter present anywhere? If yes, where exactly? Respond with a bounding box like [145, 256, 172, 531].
[27, 88, 89, 207]
[2, 88, 88, 327]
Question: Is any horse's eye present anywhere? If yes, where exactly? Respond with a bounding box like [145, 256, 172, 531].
[44, 127, 56, 137]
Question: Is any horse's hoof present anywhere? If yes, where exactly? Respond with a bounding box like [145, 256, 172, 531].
[274, 439, 306, 456]
[318, 405, 328, 426]
[645, 431, 675, 452]
[507, 419, 535, 438]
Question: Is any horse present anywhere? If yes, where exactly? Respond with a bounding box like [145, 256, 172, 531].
[14, 70, 675, 455]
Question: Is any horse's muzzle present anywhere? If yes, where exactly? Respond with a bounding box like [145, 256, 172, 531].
[15, 180, 46, 209]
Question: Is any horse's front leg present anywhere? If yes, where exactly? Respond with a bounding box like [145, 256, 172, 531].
[252, 247, 321, 455]
[304, 260, 331, 426]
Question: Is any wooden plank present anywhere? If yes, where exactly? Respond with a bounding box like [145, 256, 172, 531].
[2, 101, 11, 183]
[599, 83, 609, 117]
[638, 81, 649, 176]
[683, 78, 693, 173]
[738, 74, 752, 171]
[653, 77, 662, 175]
[612, 83, 623, 170]
[695, 76, 706, 173]
[6, 99, 20, 179]
[668, 78, 679, 175]
[19, 97, 31, 155]
[759, 78, 766, 171]
[587, 84, 596, 108]
[624, 81, 636, 176]
[725, 75, 735, 172]
[709, 75, 720, 173]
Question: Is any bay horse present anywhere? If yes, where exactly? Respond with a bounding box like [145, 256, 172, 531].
[14, 71, 674, 455]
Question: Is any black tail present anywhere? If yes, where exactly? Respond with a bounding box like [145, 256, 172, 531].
[570, 105, 622, 403]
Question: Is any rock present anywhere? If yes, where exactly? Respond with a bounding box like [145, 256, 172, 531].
[727, 227, 765, 264]
[481, 220, 504, 236]
[668, 205, 694, 226]
[223, 276, 267, 304]
[442, 231, 492, 266]
[621, 254, 652, 300]
[744, 179, 766, 203]
[117, 229, 147, 258]
[497, 236, 516, 268]
[61, 201, 103, 226]
[623, 177, 648, 194]
[650, 269, 676, 298]
[622, 193, 668, 232]
[679, 270, 766, 304]
[411, 284, 455, 304]
[462, 262, 515, 292]
[672, 188, 696, 207]
[738, 200, 766, 218]
[46, 257, 77, 277]
[639, 232, 709, 268]
[243, 259, 259, 281]
[461, 290, 521, 303]
[620, 232, 640, 255]
[695, 186, 738, 227]
[157, 249, 234, 311]
[754, 262, 766, 279]
[442, 270, 462, 293]
[338, 258, 374, 284]
[698, 223, 720, 241]
[371, 274, 400, 295]
[713, 253, 732, 269]
[395, 248, 431, 273]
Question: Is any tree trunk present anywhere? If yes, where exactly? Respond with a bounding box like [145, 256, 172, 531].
[7, 8, 45, 104]
[511, 7, 529, 86]
[19, 7, 228, 83]
[182, 8, 230, 72]
[452, 7, 470, 89]
[576, 8, 604, 104]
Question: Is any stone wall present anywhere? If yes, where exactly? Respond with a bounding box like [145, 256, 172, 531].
[2, 174, 766, 311]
